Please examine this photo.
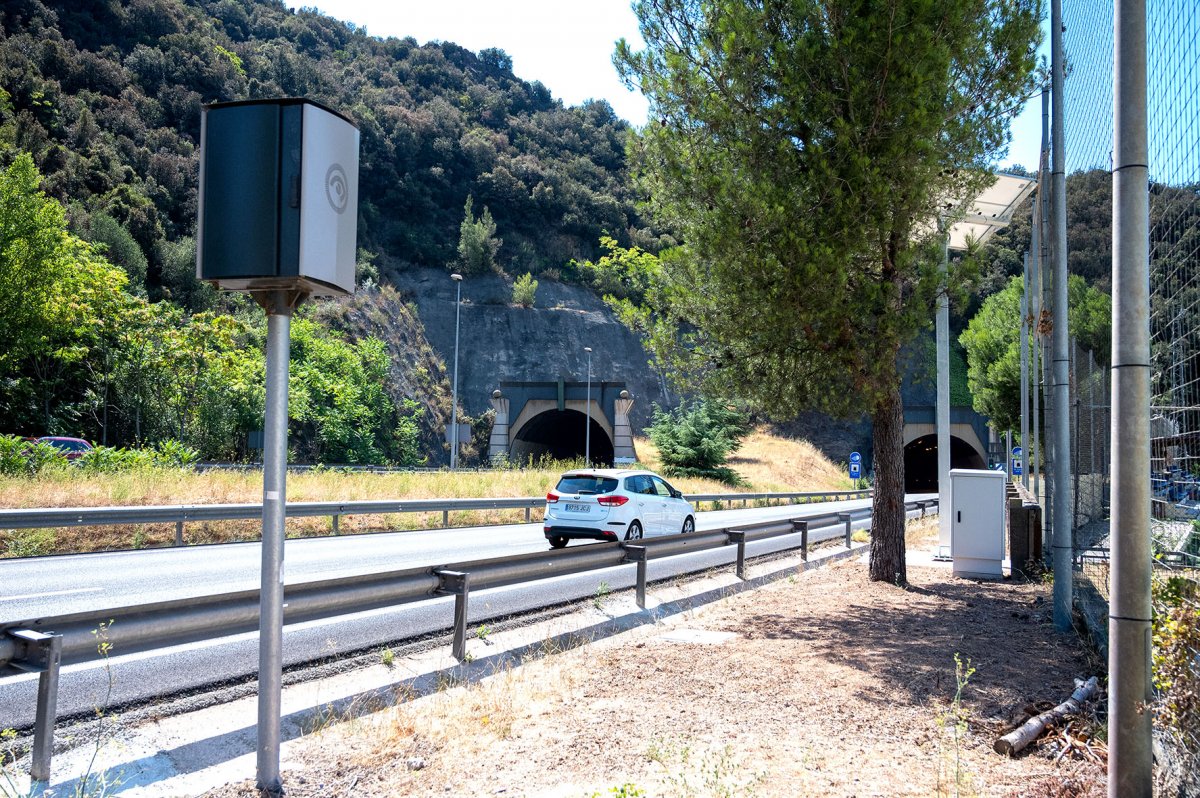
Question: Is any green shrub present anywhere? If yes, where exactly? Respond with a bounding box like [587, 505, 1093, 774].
[4, 528, 57, 558]
[0, 435, 67, 476]
[647, 399, 749, 483]
[154, 439, 200, 468]
[512, 272, 538, 307]
[77, 445, 157, 473]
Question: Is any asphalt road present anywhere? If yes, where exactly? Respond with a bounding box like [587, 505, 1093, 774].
[0, 496, 930, 728]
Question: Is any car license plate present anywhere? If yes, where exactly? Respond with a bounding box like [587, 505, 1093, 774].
[564, 503, 590, 513]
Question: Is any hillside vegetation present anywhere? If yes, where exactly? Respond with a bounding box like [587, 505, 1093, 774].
[0, 0, 662, 462]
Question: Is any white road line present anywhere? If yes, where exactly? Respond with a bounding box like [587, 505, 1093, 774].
[2, 587, 104, 602]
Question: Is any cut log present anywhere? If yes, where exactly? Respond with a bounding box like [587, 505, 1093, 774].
[994, 676, 1100, 756]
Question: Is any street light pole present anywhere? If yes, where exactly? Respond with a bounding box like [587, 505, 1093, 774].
[584, 347, 592, 466]
[450, 273, 463, 470]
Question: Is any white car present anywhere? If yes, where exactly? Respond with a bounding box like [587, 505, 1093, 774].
[543, 468, 696, 548]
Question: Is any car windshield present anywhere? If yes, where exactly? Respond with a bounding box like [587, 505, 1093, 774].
[555, 475, 618, 495]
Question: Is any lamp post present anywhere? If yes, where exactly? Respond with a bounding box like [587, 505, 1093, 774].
[450, 273, 463, 470]
[584, 347, 592, 466]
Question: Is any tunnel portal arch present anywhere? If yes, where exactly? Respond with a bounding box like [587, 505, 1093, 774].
[509, 409, 615, 465]
[903, 434, 988, 493]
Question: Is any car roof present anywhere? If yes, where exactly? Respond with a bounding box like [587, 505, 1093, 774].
[39, 436, 90, 443]
[560, 468, 654, 478]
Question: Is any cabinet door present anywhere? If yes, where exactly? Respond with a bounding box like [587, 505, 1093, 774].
[951, 476, 1004, 559]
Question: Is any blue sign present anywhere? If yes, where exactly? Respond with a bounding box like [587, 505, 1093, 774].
[1011, 446, 1024, 476]
[849, 451, 862, 464]
[849, 462, 862, 479]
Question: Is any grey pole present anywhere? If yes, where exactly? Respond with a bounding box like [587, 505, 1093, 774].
[256, 289, 300, 796]
[1032, 172, 1043, 508]
[1050, 0, 1074, 631]
[936, 225, 952, 556]
[584, 347, 593, 465]
[1039, 84, 1052, 542]
[1005, 429, 1012, 478]
[1109, 0, 1152, 793]
[1021, 252, 1031, 490]
[450, 273, 463, 470]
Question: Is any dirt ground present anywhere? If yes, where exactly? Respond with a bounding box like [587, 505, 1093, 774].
[203, 526, 1107, 798]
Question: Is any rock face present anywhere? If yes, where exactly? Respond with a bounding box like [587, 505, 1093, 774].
[391, 268, 670, 431]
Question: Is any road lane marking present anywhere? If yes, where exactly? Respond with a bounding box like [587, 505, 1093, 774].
[2, 587, 104, 602]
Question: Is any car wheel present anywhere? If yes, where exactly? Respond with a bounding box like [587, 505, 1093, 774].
[548, 536, 568, 549]
[625, 521, 643, 541]
[681, 516, 695, 535]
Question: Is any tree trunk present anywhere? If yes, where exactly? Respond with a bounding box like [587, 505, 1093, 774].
[869, 377, 907, 584]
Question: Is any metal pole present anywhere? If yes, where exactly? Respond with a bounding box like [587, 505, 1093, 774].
[1110, 0, 1152, 792]
[1006, 429, 1012, 479]
[450, 273, 463, 470]
[584, 347, 592, 465]
[256, 290, 298, 796]
[1021, 253, 1031, 489]
[937, 225, 952, 556]
[1032, 176, 1043, 508]
[1050, 0, 1074, 631]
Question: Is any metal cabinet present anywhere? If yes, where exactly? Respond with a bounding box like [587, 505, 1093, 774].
[950, 468, 1007, 579]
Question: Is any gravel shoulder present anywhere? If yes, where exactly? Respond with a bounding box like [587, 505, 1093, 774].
[202, 522, 1107, 798]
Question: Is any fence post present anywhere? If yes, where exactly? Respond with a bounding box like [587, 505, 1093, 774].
[6, 629, 62, 786]
[727, 530, 747, 580]
[839, 512, 853, 549]
[624, 545, 648, 609]
[435, 570, 470, 661]
[792, 520, 809, 561]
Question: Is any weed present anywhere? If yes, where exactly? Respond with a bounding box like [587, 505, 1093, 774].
[936, 652, 977, 798]
[645, 736, 763, 797]
[475, 624, 491, 642]
[381, 647, 395, 668]
[3, 529, 56, 559]
[851, 529, 869, 543]
[585, 785, 646, 798]
[593, 581, 611, 611]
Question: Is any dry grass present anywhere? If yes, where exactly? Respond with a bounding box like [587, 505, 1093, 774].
[1, 428, 856, 556]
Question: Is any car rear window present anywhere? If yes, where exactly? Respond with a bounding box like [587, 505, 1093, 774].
[555, 475, 619, 495]
[42, 438, 89, 451]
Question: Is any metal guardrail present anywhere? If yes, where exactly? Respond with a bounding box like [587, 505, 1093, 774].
[0, 496, 935, 783]
[0, 489, 874, 545]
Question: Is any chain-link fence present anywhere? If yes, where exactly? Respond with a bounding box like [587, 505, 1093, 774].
[1061, 0, 1200, 789]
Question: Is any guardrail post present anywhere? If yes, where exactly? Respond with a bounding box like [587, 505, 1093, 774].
[442, 509, 449, 528]
[174, 520, 184, 546]
[727, 530, 747, 580]
[792, 520, 809, 561]
[6, 629, 62, 786]
[331, 514, 340, 536]
[435, 570, 470, 661]
[525, 507, 531, 523]
[624, 545, 648, 609]
[838, 512, 853, 549]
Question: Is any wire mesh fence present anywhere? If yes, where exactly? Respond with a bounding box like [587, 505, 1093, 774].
[1062, 0, 1200, 789]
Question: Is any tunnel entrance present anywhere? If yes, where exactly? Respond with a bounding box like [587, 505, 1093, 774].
[904, 434, 988, 492]
[510, 409, 615, 466]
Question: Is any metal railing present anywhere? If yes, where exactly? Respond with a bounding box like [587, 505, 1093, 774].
[0, 496, 934, 783]
[0, 489, 873, 546]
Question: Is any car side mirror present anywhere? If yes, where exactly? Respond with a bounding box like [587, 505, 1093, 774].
[671, 489, 682, 499]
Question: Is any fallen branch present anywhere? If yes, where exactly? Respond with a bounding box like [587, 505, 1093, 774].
[994, 676, 1100, 756]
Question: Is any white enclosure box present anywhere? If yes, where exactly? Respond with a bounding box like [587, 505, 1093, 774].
[950, 468, 1008, 579]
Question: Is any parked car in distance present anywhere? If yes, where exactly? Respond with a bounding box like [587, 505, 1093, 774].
[37, 436, 93, 461]
[543, 468, 695, 549]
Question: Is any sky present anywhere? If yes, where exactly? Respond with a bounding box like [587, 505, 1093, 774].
[285, 1, 1046, 172]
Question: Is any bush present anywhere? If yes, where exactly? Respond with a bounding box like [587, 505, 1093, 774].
[512, 272, 538, 307]
[647, 399, 749, 483]
[0, 435, 67, 476]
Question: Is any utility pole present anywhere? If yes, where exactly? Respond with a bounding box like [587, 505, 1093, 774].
[1021, 252, 1030, 490]
[450, 273, 463, 470]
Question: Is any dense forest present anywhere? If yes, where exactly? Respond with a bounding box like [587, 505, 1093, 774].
[0, 0, 655, 462]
